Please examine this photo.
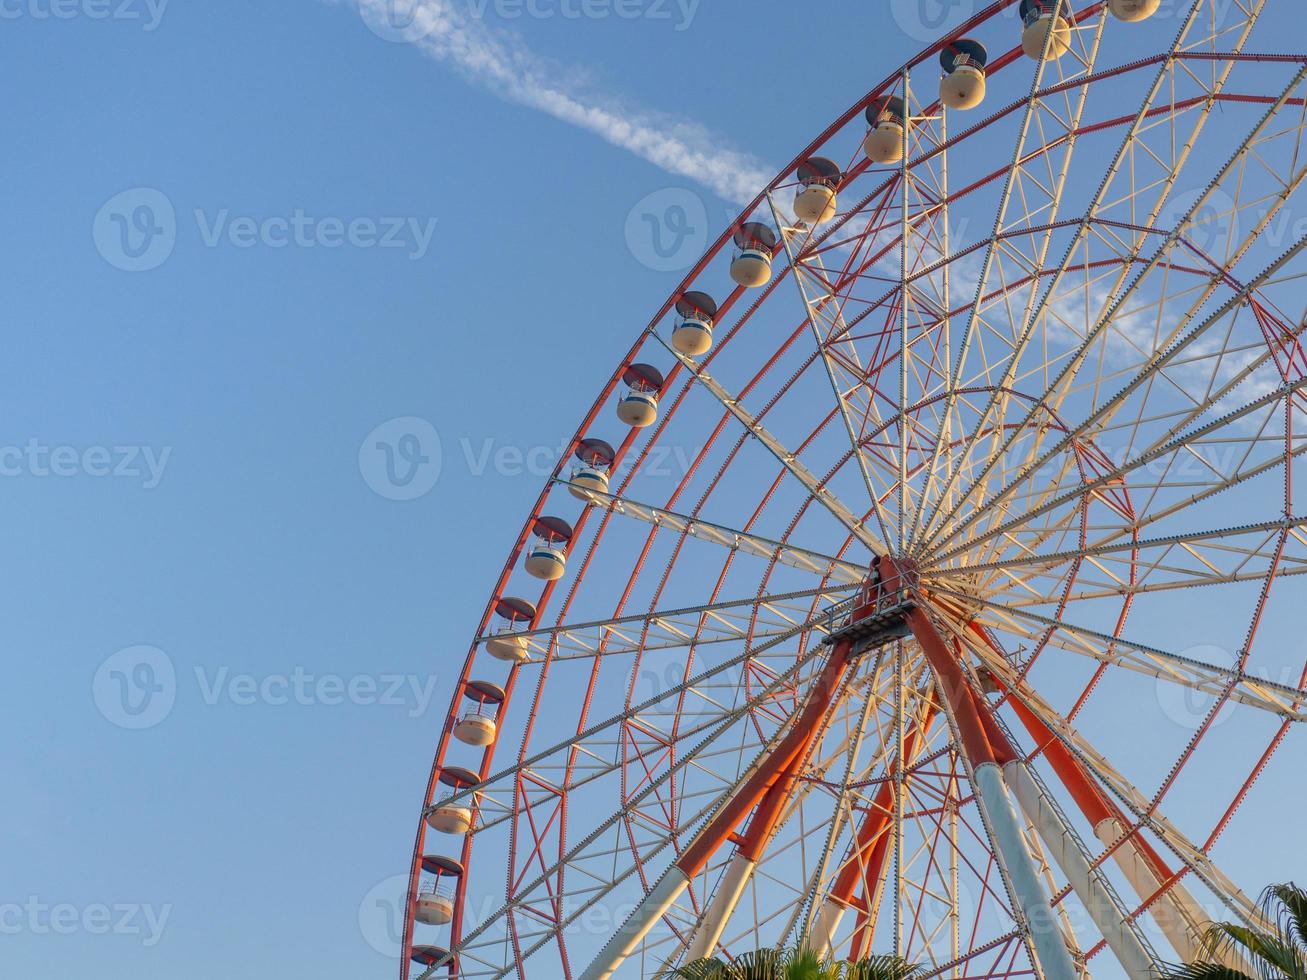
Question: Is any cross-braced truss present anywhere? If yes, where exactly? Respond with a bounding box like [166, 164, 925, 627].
[400, 3, 1307, 978]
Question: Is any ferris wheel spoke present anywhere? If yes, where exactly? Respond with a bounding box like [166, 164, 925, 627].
[942, 587, 1307, 723]
[926, 515, 1307, 584]
[766, 190, 900, 548]
[912, 2, 1108, 552]
[781, 657, 904, 953]
[700, 657, 932, 963]
[651, 335, 886, 556]
[676, 650, 909, 965]
[446, 638, 845, 975]
[489, 583, 860, 664]
[564, 482, 868, 584]
[574, 583, 931, 978]
[928, 243, 1307, 561]
[802, 671, 946, 961]
[447, 609, 845, 835]
[926, 517, 1307, 611]
[937, 394, 1307, 580]
[920, 65, 1307, 556]
[915, 0, 1261, 553]
[931, 370, 1307, 567]
[407, 7, 1306, 977]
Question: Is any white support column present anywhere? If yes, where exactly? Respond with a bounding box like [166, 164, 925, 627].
[1094, 817, 1216, 965]
[1005, 762, 1156, 980]
[579, 869, 689, 980]
[809, 898, 848, 960]
[972, 762, 1081, 980]
[683, 852, 755, 962]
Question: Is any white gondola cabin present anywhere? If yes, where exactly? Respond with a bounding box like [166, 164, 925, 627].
[569, 437, 616, 500]
[729, 222, 777, 288]
[794, 157, 841, 226]
[863, 96, 908, 165]
[671, 291, 719, 356]
[1020, 0, 1072, 60]
[454, 680, 506, 747]
[425, 766, 480, 835]
[940, 39, 989, 111]
[485, 596, 535, 664]
[616, 363, 664, 428]
[1108, 0, 1159, 19]
[524, 516, 573, 582]
[414, 855, 464, 926]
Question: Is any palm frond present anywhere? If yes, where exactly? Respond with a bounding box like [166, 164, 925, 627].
[842, 954, 924, 980]
[784, 947, 834, 980]
[1263, 883, 1307, 960]
[670, 958, 737, 979]
[1205, 920, 1306, 980]
[1162, 962, 1258, 980]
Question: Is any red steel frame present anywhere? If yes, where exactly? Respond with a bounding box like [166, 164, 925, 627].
[398, 3, 1307, 973]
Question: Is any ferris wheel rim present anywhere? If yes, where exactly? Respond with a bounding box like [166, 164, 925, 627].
[400, 1, 1307, 976]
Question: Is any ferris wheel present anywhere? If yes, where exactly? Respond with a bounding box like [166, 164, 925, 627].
[401, 1, 1307, 977]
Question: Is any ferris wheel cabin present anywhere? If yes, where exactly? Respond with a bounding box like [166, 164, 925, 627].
[425, 765, 481, 835]
[484, 596, 535, 663]
[453, 680, 506, 747]
[414, 855, 464, 926]
[524, 516, 574, 581]
[863, 95, 908, 164]
[1020, 0, 1073, 59]
[940, 39, 990, 111]
[569, 437, 616, 499]
[1109, 0, 1161, 19]
[616, 363, 664, 428]
[794, 157, 841, 225]
[671, 291, 719, 356]
[729, 221, 777, 288]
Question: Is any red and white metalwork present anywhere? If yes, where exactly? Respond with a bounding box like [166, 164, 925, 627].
[400, 1, 1307, 977]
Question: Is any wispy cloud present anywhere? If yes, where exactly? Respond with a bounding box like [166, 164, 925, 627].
[342, 0, 773, 205]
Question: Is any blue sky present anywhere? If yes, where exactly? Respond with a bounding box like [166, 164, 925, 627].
[2, 1, 1305, 978]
